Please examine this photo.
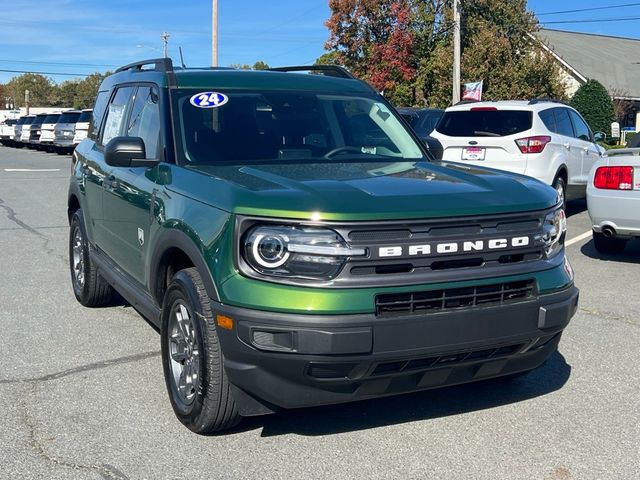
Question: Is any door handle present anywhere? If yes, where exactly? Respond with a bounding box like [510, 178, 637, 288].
[564, 143, 570, 150]
[583, 146, 589, 152]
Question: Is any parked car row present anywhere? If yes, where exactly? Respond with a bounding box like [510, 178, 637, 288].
[0, 109, 92, 154]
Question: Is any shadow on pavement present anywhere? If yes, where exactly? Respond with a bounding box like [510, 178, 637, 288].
[565, 198, 586, 218]
[231, 351, 571, 437]
[580, 238, 640, 264]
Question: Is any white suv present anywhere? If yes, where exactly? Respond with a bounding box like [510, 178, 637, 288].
[430, 100, 604, 205]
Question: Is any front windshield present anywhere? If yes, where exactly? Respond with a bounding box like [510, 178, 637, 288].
[173, 90, 425, 165]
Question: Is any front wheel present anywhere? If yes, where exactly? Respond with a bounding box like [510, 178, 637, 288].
[161, 268, 240, 433]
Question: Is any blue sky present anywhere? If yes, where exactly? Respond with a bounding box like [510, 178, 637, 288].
[0, 0, 638, 85]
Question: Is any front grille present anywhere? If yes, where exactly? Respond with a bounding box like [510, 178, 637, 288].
[371, 342, 525, 376]
[375, 280, 536, 316]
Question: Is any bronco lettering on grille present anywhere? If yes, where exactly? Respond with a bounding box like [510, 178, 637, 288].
[378, 236, 530, 258]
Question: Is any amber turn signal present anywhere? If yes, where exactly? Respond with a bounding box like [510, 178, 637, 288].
[216, 314, 234, 330]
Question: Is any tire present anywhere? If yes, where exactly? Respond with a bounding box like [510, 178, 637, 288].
[161, 268, 240, 433]
[552, 176, 566, 210]
[69, 209, 114, 307]
[593, 231, 627, 254]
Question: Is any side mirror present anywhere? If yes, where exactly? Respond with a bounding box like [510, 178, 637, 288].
[593, 131, 605, 142]
[104, 136, 157, 167]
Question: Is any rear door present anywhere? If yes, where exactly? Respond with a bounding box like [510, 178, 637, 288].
[568, 109, 600, 182]
[434, 108, 532, 175]
[551, 108, 582, 186]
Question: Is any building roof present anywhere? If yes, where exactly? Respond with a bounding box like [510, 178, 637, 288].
[536, 29, 640, 99]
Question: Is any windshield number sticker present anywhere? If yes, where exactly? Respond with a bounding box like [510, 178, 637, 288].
[190, 92, 229, 108]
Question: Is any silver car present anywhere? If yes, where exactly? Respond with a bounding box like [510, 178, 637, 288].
[53, 110, 82, 153]
[16, 115, 36, 145]
[587, 148, 640, 253]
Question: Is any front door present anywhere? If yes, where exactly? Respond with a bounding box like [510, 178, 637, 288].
[101, 85, 163, 285]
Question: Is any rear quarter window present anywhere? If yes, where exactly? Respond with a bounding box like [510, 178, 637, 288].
[436, 110, 532, 137]
[538, 109, 556, 133]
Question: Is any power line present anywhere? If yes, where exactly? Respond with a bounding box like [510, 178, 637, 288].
[0, 68, 90, 77]
[542, 16, 640, 24]
[537, 2, 640, 16]
[0, 59, 116, 68]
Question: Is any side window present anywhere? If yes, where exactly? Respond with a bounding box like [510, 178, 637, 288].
[538, 109, 556, 133]
[569, 110, 592, 141]
[100, 86, 135, 146]
[553, 108, 574, 138]
[127, 86, 161, 159]
[89, 90, 109, 140]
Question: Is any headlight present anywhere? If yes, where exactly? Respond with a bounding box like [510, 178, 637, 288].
[243, 225, 366, 280]
[538, 208, 566, 258]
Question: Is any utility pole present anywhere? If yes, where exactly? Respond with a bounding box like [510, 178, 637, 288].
[161, 31, 170, 58]
[212, 0, 218, 66]
[452, 0, 461, 104]
[25, 89, 30, 115]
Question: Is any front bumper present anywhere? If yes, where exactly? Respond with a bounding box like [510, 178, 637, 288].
[214, 284, 579, 415]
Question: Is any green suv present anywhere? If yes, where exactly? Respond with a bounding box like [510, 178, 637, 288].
[68, 59, 579, 433]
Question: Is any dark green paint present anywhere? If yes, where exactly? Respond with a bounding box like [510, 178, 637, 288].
[71, 64, 567, 316]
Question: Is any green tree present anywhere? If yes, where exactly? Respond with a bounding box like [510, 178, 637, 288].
[73, 73, 108, 109]
[314, 51, 340, 65]
[569, 79, 616, 134]
[51, 80, 80, 107]
[229, 61, 270, 71]
[5, 73, 55, 107]
[252, 61, 270, 70]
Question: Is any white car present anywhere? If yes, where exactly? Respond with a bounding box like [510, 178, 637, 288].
[72, 109, 92, 146]
[0, 118, 17, 145]
[38, 113, 62, 151]
[430, 100, 604, 206]
[587, 148, 640, 253]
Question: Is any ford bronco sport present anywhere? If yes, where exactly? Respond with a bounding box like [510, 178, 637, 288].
[68, 59, 579, 433]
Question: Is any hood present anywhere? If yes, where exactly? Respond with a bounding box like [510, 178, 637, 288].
[166, 160, 558, 221]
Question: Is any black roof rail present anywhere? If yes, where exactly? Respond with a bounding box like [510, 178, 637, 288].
[268, 65, 357, 80]
[115, 58, 174, 74]
[527, 97, 567, 105]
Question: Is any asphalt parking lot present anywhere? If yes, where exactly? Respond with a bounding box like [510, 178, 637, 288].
[0, 146, 638, 480]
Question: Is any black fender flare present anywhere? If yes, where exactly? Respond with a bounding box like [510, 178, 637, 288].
[149, 228, 220, 302]
[67, 181, 84, 222]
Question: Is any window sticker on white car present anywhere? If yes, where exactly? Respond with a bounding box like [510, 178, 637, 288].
[190, 92, 229, 108]
[462, 146, 486, 161]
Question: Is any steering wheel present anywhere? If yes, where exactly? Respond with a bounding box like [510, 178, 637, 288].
[324, 146, 362, 159]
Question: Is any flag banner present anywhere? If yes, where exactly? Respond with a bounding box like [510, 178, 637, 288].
[462, 80, 483, 101]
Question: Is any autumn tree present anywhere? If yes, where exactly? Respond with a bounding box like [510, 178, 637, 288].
[325, 0, 418, 104]
[323, 0, 565, 107]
